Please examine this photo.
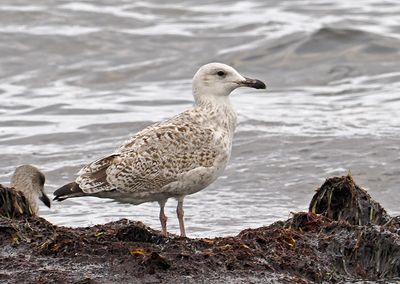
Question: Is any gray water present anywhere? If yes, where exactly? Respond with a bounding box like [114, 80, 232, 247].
[0, 0, 399, 237]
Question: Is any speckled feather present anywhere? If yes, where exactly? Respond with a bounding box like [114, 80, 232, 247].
[75, 102, 237, 199]
[54, 62, 266, 237]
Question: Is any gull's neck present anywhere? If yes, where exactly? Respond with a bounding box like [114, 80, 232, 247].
[192, 91, 237, 133]
[194, 92, 231, 107]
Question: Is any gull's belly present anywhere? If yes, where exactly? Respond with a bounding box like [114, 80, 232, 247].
[163, 163, 227, 196]
[157, 146, 231, 198]
[167, 139, 232, 196]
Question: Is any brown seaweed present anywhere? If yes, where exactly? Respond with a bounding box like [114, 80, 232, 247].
[0, 184, 34, 218]
[0, 175, 399, 283]
[309, 173, 391, 225]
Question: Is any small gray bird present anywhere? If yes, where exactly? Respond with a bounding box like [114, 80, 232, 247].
[0, 165, 51, 218]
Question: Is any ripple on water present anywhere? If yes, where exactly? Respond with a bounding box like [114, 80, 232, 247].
[0, 0, 399, 236]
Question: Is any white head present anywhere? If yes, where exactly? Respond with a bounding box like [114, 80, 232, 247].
[10, 165, 51, 213]
[192, 62, 266, 105]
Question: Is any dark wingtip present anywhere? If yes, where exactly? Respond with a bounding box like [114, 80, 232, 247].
[53, 181, 83, 202]
[53, 196, 67, 202]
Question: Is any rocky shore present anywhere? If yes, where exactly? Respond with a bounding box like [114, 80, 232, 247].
[1, 174, 399, 283]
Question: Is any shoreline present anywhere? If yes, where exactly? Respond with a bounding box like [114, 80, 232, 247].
[1, 174, 399, 283]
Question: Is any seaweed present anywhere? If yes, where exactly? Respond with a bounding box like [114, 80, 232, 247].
[309, 173, 391, 225]
[0, 175, 399, 283]
[0, 185, 34, 219]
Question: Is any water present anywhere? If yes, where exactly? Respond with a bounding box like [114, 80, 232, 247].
[0, 0, 399, 237]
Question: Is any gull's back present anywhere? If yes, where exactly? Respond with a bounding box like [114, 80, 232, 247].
[74, 107, 229, 203]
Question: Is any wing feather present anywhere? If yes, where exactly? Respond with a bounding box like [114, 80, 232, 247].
[75, 111, 219, 194]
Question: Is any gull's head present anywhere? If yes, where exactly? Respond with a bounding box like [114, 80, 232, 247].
[192, 62, 266, 102]
[11, 165, 51, 210]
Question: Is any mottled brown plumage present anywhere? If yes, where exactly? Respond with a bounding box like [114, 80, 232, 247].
[54, 63, 266, 237]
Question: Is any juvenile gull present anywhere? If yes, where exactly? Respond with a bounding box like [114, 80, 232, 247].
[0, 165, 51, 218]
[54, 63, 266, 237]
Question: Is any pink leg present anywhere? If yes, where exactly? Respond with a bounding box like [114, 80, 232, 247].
[176, 197, 186, 237]
[158, 200, 168, 237]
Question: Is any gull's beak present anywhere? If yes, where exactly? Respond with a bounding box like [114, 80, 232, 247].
[40, 192, 51, 208]
[240, 77, 266, 89]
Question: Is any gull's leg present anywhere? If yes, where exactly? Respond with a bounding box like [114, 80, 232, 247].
[176, 196, 186, 237]
[158, 200, 168, 237]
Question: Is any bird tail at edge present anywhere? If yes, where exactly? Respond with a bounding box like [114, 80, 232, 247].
[53, 181, 85, 201]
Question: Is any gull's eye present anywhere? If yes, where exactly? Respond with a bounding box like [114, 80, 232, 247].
[217, 70, 226, 77]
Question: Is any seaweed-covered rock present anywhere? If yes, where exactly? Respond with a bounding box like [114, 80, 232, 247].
[309, 173, 391, 225]
[0, 175, 399, 283]
[0, 184, 34, 218]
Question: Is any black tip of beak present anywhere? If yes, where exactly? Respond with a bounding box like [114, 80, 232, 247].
[243, 77, 266, 89]
[40, 193, 51, 208]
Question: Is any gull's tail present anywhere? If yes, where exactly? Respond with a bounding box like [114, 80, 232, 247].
[53, 182, 85, 201]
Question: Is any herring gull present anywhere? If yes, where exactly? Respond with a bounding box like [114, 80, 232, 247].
[53, 62, 266, 237]
[0, 165, 51, 218]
